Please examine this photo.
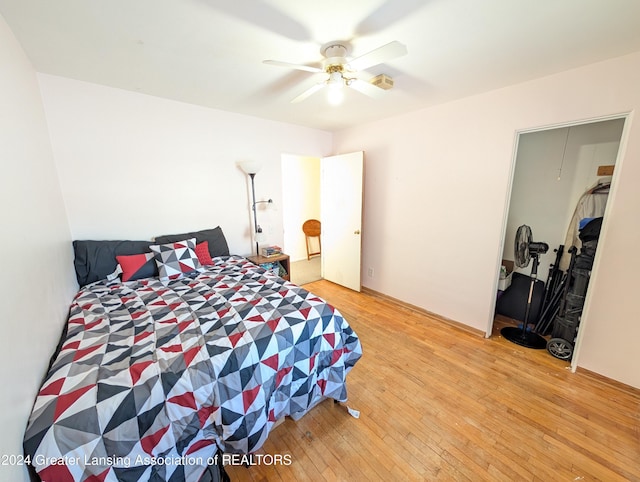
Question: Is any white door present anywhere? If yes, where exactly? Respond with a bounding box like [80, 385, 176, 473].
[321, 151, 363, 291]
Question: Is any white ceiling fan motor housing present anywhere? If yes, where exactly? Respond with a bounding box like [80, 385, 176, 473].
[322, 44, 349, 70]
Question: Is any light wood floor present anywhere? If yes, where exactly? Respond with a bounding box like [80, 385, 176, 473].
[225, 280, 640, 481]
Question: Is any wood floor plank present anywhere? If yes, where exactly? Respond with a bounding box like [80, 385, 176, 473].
[224, 280, 640, 481]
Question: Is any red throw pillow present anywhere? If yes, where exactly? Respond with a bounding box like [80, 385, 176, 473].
[195, 241, 214, 266]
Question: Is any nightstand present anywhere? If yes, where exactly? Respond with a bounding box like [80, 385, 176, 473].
[246, 253, 290, 281]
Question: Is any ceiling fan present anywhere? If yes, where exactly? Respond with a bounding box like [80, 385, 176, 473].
[263, 40, 408, 104]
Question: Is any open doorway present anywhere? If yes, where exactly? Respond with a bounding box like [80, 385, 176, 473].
[281, 152, 364, 290]
[492, 116, 626, 358]
[281, 154, 323, 285]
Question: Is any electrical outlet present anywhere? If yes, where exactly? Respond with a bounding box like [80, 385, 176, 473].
[367, 267, 374, 278]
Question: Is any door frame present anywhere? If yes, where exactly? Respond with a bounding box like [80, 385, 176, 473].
[280, 152, 364, 290]
[487, 112, 631, 372]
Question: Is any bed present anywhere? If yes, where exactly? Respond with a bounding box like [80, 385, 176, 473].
[23, 228, 362, 482]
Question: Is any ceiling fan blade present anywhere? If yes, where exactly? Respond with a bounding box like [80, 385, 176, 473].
[263, 60, 323, 74]
[291, 82, 326, 103]
[348, 78, 386, 98]
[347, 41, 408, 72]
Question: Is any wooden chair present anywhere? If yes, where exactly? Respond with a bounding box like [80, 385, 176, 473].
[302, 219, 321, 260]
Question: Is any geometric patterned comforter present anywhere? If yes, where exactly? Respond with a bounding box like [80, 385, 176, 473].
[24, 256, 362, 482]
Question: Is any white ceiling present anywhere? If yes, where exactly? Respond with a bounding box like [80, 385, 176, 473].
[2, 0, 640, 131]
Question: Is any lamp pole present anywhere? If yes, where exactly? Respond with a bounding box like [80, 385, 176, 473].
[248, 172, 260, 256]
[239, 161, 270, 256]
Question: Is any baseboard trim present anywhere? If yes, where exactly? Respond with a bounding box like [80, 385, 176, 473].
[360, 286, 485, 337]
[575, 366, 640, 395]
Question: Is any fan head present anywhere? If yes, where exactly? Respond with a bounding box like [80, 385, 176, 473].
[514, 225, 549, 268]
[514, 225, 532, 268]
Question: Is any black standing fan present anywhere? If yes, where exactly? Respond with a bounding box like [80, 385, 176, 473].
[501, 225, 549, 349]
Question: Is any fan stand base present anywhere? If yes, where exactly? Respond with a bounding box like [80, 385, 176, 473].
[500, 326, 546, 349]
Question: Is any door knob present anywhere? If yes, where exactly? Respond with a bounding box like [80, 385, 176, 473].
[354, 230, 361, 235]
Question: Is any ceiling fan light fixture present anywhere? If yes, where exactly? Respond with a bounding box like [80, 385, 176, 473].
[327, 84, 344, 106]
[327, 71, 343, 85]
[264, 39, 407, 104]
[326, 70, 345, 105]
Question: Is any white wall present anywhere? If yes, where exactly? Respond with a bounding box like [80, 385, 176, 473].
[334, 51, 640, 388]
[37, 75, 332, 256]
[0, 14, 77, 482]
[504, 119, 623, 282]
[281, 155, 321, 261]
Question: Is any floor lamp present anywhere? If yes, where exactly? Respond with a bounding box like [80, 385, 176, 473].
[239, 161, 272, 255]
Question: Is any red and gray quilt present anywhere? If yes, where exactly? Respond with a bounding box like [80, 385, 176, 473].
[24, 256, 361, 482]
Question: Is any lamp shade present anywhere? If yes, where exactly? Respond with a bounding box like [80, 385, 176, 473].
[254, 230, 266, 243]
[238, 160, 262, 175]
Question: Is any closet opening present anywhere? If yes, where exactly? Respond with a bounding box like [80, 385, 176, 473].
[491, 115, 627, 363]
